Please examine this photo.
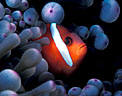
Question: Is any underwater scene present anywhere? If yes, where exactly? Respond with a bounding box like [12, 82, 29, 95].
[0, 0, 121, 95]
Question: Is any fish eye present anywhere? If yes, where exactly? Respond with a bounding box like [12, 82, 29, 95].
[64, 36, 72, 46]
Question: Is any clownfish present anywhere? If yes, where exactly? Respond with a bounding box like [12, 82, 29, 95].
[34, 23, 87, 75]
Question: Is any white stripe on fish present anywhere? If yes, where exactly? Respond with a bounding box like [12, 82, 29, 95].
[50, 23, 73, 67]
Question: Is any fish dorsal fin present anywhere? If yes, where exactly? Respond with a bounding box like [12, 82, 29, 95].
[50, 23, 73, 67]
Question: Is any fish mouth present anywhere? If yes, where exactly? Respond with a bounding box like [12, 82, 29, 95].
[80, 44, 86, 49]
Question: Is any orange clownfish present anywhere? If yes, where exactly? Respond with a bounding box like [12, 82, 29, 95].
[34, 23, 87, 76]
